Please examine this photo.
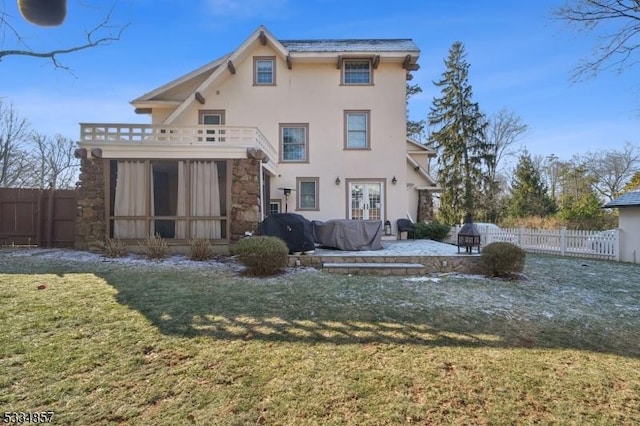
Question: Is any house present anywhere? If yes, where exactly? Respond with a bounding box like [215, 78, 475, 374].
[604, 189, 640, 263]
[74, 26, 440, 251]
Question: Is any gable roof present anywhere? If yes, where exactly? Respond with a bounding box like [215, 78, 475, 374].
[604, 190, 640, 208]
[131, 53, 231, 107]
[131, 25, 420, 121]
[281, 39, 419, 53]
[406, 137, 436, 156]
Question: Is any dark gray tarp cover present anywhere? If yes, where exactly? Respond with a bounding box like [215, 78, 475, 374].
[257, 213, 316, 253]
[313, 220, 383, 251]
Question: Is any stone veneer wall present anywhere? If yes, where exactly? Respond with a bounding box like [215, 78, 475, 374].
[417, 189, 434, 222]
[230, 158, 261, 242]
[75, 158, 106, 251]
[288, 254, 482, 275]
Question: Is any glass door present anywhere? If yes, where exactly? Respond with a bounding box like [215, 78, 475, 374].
[349, 182, 383, 220]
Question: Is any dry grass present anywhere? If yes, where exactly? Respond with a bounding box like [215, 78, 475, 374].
[0, 250, 639, 425]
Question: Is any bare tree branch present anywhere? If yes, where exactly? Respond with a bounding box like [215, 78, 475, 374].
[0, 7, 128, 71]
[27, 132, 79, 189]
[578, 141, 640, 200]
[554, 0, 640, 80]
[0, 100, 32, 187]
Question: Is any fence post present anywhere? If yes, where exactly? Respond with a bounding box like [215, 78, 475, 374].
[560, 227, 567, 256]
[47, 186, 55, 248]
[614, 229, 621, 262]
[518, 227, 524, 247]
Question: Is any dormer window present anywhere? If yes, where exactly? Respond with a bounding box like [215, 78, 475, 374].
[254, 56, 275, 85]
[343, 59, 372, 85]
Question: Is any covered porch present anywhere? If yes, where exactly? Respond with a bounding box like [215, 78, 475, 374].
[75, 124, 278, 251]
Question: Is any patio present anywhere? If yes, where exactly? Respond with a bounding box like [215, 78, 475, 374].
[288, 238, 481, 275]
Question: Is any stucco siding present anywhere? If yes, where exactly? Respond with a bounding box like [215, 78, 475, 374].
[163, 42, 410, 224]
[619, 208, 640, 263]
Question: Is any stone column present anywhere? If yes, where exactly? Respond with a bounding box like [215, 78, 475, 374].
[417, 189, 434, 222]
[75, 158, 106, 251]
[230, 158, 261, 242]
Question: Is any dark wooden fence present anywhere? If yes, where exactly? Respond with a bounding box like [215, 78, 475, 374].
[0, 188, 76, 248]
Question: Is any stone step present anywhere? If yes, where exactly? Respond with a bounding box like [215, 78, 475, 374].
[322, 262, 425, 276]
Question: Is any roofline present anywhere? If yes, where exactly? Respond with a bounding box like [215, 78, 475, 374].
[407, 137, 437, 156]
[162, 25, 288, 124]
[131, 53, 231, 105]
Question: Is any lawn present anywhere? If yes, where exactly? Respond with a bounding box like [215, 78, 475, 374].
[1, 249, 639, 425]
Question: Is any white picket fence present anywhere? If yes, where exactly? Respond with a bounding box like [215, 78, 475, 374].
[455, 225, 620, 261]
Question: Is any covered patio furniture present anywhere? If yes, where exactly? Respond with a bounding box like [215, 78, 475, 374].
[313, 219, 383, 251]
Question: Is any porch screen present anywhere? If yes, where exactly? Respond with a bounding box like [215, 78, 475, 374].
[114, 161, 148, 238]
[176, 161, 222, 239]
[112, 160, 223, 239]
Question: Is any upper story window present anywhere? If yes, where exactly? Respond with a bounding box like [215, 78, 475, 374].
[254, 56, 275, 85]
[198, 110, 225, 142]
[280, 123, 309, 162]
[343, 59, 372, 85]
[344, 111, 370, 149]
[199, 110, 225, 125]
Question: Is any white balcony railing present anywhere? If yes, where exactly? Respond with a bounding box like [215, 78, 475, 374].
[79, 123, 277, 164]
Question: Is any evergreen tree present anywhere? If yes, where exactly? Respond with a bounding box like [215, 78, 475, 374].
[428, 41, 491, 224]
[508, 151, 556, 218]
[556, 162, 607, 229]
[622, 170, 640, 192]
[406, 83, 425, 138]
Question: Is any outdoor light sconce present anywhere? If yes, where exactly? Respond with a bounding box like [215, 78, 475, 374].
[391, 176, 397, 185]
[335, 177, 341, 185]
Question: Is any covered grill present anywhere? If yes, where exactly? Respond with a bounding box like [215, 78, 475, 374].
[457, 215, 481, 254]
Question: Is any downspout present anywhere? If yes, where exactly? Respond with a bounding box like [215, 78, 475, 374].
[259, 161, 264, 222]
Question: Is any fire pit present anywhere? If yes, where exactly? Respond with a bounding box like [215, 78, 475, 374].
[457, 216, 481, 254]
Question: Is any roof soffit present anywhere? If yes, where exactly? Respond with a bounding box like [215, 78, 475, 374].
[162, 25, 288, 124]
[131, 54, 230, 106]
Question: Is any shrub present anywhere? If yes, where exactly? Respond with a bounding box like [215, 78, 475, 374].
[413, 221, 451, 241]
[230, 236, 289, 276]
[478, 242, 526, 278]
[189, 238, 214, 261]
[100, 237, 128, 258]
[139, 233, 169, 259]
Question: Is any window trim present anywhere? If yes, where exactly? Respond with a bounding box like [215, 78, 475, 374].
[296, 177, 319, 211]
[269, 199, 281, 216]
[198, 109, 226, 125]
[279, 123, 309, 163]
[344, 110, 371, 150]
[342, 58, 373, 85]
[253, 56, 276, 86]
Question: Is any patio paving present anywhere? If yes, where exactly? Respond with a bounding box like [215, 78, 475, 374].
[311, 238, 463, 257]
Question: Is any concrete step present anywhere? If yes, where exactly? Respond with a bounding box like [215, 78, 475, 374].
[322, 262, 425, 276]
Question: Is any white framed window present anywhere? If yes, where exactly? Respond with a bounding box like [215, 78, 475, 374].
[198, 110, 226, 142]
[296, 177, 319, 211]
[254, 57, 275, 85]
[344, 110, 370, 149]
[280, 123, 309, 162]
[343, 59, 372, 85]
[269, 200, 281, 216]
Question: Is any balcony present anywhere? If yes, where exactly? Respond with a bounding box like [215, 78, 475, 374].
[79, 124, 277, 172]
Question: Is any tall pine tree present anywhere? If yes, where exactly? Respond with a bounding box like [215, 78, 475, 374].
[428, 41, 491, 225]
[508, 151, 556, 218]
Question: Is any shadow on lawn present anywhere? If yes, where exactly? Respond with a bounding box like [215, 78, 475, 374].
[95, 266, 640, 358]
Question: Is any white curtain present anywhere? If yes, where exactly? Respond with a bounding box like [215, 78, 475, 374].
[114, 161, 148, 238]
[175, 161, 222, 239]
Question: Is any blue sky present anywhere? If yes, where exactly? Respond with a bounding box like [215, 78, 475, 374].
[1, 0, 638, 162]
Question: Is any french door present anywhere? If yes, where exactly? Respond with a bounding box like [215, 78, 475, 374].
[349, 182, 383, 220]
